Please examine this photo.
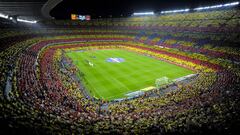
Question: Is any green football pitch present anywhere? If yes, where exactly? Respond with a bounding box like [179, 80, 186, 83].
[66, 49, 194, 100]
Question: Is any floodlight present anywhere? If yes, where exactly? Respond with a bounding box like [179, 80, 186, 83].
[133, 12, 154, 16]
[161, 9, 190, 14]
[194, 1, 239, 11]
[0, 13, 8, 19]
[17, 18, 37, 24]
[223, 1, 239, 7]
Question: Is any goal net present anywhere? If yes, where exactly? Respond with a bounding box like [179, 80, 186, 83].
[155, 77, 169, 89]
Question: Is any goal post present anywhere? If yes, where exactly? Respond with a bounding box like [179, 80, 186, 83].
[155, 77, 169, 89]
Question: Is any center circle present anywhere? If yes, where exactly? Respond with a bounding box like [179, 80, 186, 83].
[106, 58, 125, 63]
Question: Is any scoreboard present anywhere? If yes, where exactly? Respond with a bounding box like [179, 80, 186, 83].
[71, 14, 91, 21]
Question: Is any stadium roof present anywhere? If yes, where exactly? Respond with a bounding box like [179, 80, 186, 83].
[0, 0, 46, 20]
[51, 0, 239, 19]
[0, 0, 62, 21]
[0, 0, 239, 21]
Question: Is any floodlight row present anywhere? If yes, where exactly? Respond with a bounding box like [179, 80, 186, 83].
[0, 12, 37, 23]
[194, 1, 239, 11]
[133, 1, 239, 16]
[0, 13, 8, 19]
[0, 1, 239, 19]
[133, 12, 154, 16]
[161, 9, 190, 14]
[17, 18, 37, 24]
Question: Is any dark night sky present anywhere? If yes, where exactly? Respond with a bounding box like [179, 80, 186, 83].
[50, 0, 238, 19]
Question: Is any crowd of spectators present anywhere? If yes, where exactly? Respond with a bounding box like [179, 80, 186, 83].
[1, 8, 240, 134]
[1, 37, 239, 134]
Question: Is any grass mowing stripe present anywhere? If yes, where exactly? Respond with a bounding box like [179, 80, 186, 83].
[79, 50, 131, 99]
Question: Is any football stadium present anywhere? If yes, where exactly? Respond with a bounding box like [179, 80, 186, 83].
[0, 0, 240, 134]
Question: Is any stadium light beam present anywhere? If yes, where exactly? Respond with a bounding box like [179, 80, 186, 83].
[194, 1, 239, 11]
[161, 9, 190, 14]
[0, 12, 37, 24]
[0, 13, 8, 19]
[133, 12, 154, 16]
[223, 1, 239, 6]
[17, 18, 37, 24]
